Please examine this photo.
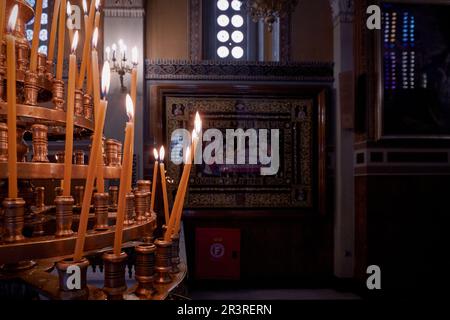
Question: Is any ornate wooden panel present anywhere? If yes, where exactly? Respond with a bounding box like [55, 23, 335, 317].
[165, 96, 315, 209]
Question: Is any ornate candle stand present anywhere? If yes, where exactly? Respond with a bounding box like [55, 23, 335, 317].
[0, 0, 185, 301]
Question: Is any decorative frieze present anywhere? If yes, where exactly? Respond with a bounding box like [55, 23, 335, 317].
[145, 60, 334, 82]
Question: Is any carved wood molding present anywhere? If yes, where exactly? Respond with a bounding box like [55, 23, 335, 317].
[145, 60, 334, 82]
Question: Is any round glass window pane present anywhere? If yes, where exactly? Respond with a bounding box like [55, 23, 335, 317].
[41, 13, 48, 25]
[217, 0, 229, 11]
[217, 46, 230, 58]
[217, 14, 230, 27]
[231, 15, 244, 28]
[231, 31, 244, 43]
[231, 0, 242, 11]
[232, 46, 244, 59]
[39, 29, 48, 41]
[38, 45, 48, 54]
[217, 30, 230, 42]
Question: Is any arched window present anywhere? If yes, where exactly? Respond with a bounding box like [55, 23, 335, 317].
[26, 0, 50, 55]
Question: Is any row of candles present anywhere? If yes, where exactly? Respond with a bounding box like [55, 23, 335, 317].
[2, 1, 201, 262]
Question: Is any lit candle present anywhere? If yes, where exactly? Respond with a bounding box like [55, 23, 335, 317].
[94, 0, 101, 29]
[62, 31, 79, 197]
[164, 147, 191, 241]
[86, 26, 97, 96]
[90, 28, 100, 123]
[0, 0, 5, 45]
[29, 0, 43, 72]
[171, 113, 202, 236]
[66, 1, 74, 45]
[92, 29, 104, 192]
[127, 47, 138, 193]
[6, 5, 19, 199]
[56, 0, 67, 80]
[113, 94, 134, 256]
[150, 148, 158, 212]
[73, 62, 110, 262]
[48, 0, 61, 63]
[77, 0, 96, 89]
[159, 146, 170, 225]
[173, 130, 198, 235]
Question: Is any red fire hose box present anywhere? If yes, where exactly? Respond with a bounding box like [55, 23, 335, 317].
[195, 227, 241, 280]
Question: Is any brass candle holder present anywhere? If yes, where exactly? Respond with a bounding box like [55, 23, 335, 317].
[54, 196, 74, 237]
[74, 186, 84, 207]
[154, 238, 173, 284]
[134, 190, 147, 222]
[83, 94, 93, 120]
[0, 123, 7, 162]
[56, 258, 90, 300]
[55, 186, 64, 198]
[134, 243, 156, 298]
[170, 234, 181, 274]
[31, 124, 49, 162]
[24, 71, 39, 106]
[52, 79, 65, 110]
[16, 41, 29, 72]
[117, 141, 123, 165]
[37, 53, 46, 77]
[109, 185, 118, 210]
[45, 60, 53, 80]
[33, 186, 45, 236]
[74, 89, 84, 117]
[2, 198, 26, 243]
[102, 251, 128, 300]
[74, 150, 85, 165]
[106, 139, 120, 166]
[55, 151, 65, 163]
[124, 192, 135, 226]
[137, 180, 151, 216]
[94, 193, 109, 231]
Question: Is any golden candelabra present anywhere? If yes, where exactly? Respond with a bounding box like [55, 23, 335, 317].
[0, 0, 185, 300]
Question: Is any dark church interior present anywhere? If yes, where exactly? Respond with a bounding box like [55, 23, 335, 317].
[0, 0, 449, 307]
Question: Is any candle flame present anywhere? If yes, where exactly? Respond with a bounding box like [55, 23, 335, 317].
[92, 28, 99, 49]
[126, 94, 134, 121]
[112, 43, 117, 52]
[67, 1, 72, 16]
[82, 0, 88, 13]
[159, 146, 165, 161]
[132, 47, 138, 65]
[101, 61, 111, 97]
[192, 129, 198, 143]
[7, 5, 18, 33]
[195, 111, 202, 134]
[185, 146, 191, 164]
[153, 148, 159, 161]
[71, 31, 79, 53]
[95, 0, 101, 10]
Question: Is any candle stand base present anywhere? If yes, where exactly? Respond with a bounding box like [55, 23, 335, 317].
[102, 251, 128, 300]
[2, 197, 26, 243]
[54, 196, 74, 237]
[134, 243, 156, 298]
[154, 238, 173, 284]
